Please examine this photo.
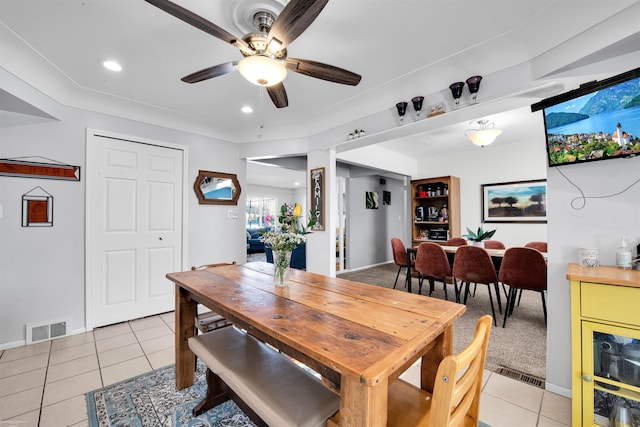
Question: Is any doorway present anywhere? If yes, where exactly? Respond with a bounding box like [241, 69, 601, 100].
[85, 130, 187, 328]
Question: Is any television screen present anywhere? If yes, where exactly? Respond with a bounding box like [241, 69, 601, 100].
[532, 68, 640, 167]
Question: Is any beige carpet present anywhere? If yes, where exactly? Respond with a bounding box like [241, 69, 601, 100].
[338, 262, 546, 380]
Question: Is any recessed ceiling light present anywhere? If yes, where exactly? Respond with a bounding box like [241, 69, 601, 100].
[241, 106, 254, 114]
[293, 182, 300, 186]
[102, 60, 122, 72]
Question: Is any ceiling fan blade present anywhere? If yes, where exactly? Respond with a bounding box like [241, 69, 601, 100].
[267, 0, 329, 51]
[266, 83, 289, 108]
[144, 0, 253, 55]
[287, 58, 361, 86]
[181, 62, 238, 83]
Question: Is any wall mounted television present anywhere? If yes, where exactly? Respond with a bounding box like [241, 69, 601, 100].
[531, 67, 640, 167]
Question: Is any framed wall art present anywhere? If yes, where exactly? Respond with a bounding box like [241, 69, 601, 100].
[22, 186, 54, 227]
[310, 167, 325, 230]
[365, 191, 379, 209]
[482, 179, 547, 223]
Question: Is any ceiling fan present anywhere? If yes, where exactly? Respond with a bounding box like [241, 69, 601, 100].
[145, 0, 362, 108]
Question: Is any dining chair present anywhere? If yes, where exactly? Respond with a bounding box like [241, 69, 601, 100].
[415, 242, 458, 301]
[445, 237, 468, 246]
[391, 237, 415, 289]
[475, 239, 506, 297]
[190, 262, 236, 333]
[524, 241, 548, 252]
[498, 247, 547, 327]
[483, 240, 505, 249]
[452, 246, 502, 326]
[386, 315, 493, 427]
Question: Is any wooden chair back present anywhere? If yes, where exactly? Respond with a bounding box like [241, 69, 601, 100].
[387, 315, 493, 427]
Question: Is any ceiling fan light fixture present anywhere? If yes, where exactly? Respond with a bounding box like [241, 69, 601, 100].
[465, 119, 502, 147]
[238, 55, 287, 87]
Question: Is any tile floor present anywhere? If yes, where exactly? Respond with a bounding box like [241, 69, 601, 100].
[0, 311, 572, 427]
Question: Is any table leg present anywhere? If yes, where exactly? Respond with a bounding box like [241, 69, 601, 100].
[420, 324, 454, 393]
[406, 249, 413, 293]
[175, 284, 197, 390]
[338, 375, 388, 427]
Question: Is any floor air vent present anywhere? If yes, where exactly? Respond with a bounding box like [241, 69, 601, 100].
[26, 320, 70, 344]
[496, 367, 545, 389]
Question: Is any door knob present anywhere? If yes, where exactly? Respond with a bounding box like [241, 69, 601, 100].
[582, 374, 593, 382]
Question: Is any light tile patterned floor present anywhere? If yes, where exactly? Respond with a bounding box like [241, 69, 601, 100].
[0, 311, 571, 426]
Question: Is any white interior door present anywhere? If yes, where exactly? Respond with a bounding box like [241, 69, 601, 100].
[87, 132, 184, 328]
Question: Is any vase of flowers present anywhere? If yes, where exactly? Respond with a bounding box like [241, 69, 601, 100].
[260, 203, 316, 286]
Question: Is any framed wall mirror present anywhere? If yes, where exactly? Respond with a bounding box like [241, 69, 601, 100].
[194, 170, 241, 205]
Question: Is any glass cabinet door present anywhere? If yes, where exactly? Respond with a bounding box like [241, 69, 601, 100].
[582, 321, 640, 426]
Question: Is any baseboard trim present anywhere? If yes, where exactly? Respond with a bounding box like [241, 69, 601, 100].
[545, 382, 571, 398]
[0, 326, 87, 350]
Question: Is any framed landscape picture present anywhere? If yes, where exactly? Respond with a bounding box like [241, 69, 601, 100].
[482, 179, 547, 223]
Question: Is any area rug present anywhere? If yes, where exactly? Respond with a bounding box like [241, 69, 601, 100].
[86, 362, 492, 426]
[86, 362, 256, 426]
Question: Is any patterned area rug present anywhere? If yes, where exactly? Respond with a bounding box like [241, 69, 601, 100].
[86, 362, 492, 427]
[86, 362, 256, 427]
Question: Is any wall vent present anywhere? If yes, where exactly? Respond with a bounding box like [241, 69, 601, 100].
[496, 366, 545, 389]
[26, 319, 70, 344]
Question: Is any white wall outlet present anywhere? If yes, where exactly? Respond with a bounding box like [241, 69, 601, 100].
[227, 210, 239, 219]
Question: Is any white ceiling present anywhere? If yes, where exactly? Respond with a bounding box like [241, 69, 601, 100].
[1, 0, 639, 188]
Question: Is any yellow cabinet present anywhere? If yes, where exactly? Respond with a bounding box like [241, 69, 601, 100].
[568, 264, 640, 426]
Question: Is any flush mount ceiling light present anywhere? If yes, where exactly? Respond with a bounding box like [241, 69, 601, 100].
[237, 55, 287, 87]
[101, 60, 122, 72]
[465, 119, 502, 147]
[241, 105, 254, 113]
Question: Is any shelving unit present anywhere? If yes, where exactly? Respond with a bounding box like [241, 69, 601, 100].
[567, 264, 640, 426]
[410, 176, 460, 246]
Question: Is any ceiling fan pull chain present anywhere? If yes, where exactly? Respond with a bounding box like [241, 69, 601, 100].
[258, 87, 265, 138]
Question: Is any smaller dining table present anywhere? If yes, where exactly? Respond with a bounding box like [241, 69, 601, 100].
[406, 243, 547, 294]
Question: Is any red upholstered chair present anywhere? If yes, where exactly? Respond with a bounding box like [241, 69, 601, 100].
[414, 242, 458, 301]
[452, 246, 502, 326]
[498, 247, 547, 327]
[524, 241, 547, 252]
[391, 238, 414, 289]
[445, 237, 468, 246]
[478, 240, 506, 296]
[483, 240, 505, 249]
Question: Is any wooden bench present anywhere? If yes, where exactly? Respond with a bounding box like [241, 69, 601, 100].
[188, 326, 340, 427]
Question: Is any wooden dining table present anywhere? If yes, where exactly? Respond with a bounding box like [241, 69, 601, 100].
[167, 261, 466, 427]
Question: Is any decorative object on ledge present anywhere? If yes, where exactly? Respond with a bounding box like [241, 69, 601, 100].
[1, 157, 80, 181]
[466, 75, 483, 103]
[412, 96, 424, 117]
[22, 186, 53, 227]
[481, 179, 547, 223]
[348, 129, 366, 140]
[449, 82, 464, 109]
[427, 102, 445, 117]
[396, 101, 408, 123]
[193, 170, 241, 205]
[465, 119, 502, 147]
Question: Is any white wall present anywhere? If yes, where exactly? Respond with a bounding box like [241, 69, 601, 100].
[0, 81, 247, 346]
[546, 158, 640, 395]
[418, 136, 548, 247]
[346, 175, 408, 269]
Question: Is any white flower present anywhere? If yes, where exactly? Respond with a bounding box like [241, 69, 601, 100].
[260, 229, 306, 251]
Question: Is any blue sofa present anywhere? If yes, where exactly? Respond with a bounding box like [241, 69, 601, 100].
[265, 243, 306, 270]
[247, 228, 270, 253]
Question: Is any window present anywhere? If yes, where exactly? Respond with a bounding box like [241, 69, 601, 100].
[246, 197, 277, 229]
